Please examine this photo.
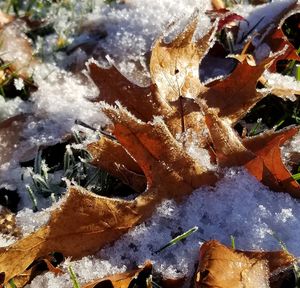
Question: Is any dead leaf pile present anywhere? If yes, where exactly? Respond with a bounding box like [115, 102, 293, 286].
[0, 5, 300, 288]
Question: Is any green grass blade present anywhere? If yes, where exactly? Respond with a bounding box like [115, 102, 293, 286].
[68, 265, 81, 288]
[296, 64, 300, 81]
[231, 235, 236, 249]
[25, 185, 38, 212]
[155, 226, 198, 253]
[9, 279, 17, 288]
[292, 173, 300, 181]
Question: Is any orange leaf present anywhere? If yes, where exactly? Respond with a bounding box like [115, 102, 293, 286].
[0, 104, 217, 285]
[2, 8, 300, 286]
[267, 28, 300, 73]
[87, 137, 146, 192]
[205, 108, 254, 167]
[201, 54, 275, 123]
[265, 4, 300, 72]
[205, 107, 300, 197]
[11, 255, 63, 288]
[245, 126, 300, 197]
[88, 61, 160, 122]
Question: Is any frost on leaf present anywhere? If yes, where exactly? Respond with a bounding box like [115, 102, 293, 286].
[205, 108, 300, 197]
[0, 104, 216, 284]
[149, 10, 215, 102]
[0, 19, 37, 78]
[244, 126, 300, 198]
[194, 240, 296, 288]
[88, 10, 300, 197]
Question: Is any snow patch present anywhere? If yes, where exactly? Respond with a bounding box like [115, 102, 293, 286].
[27, 169, 300, 287]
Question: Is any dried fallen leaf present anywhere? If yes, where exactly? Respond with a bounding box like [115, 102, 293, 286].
[200, 54, 275, 124]
[149, 10, 215, 102]
[205, 108, 254, 167]
[205, 108, 300, 197]
[194, 240, 296, 288]
[0, 105, 216, 284]
[0, 19, 37, 78]
[0, 114, 27, 166]
[267, 29, 300, 73]
[0, 207, 20, 238]
[244, 126, 300, 197]
[89, 12, 217, 140]
[82, 261, 152, 288]
[88, 60, 158, 122]
[87, 137, 146, 193]
[0, 11, 13, 28]
[266, 4, 300, 72]
[11, 254, 63, 288]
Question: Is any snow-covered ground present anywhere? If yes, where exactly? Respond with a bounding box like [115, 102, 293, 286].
[0, 0, 300, 287]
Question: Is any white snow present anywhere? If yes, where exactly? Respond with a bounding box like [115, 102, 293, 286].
[14, 78, 24, 91]
[262, 70, 300, 100]
[234, 0, 297, 47]
[0, 234, 16, 247]
[30, 63, 105, 140]
[16, 208, 50, 236]
[0, 96, 30, 121]
[80, 0, 212, 58]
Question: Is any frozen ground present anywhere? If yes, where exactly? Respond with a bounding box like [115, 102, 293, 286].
[0, 0, 300, 287]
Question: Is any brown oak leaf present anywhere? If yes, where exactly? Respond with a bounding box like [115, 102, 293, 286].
[87, 137, 146, 193]
[7, 254, 63, 288]
[0, 105, 216, 284]
[205, 108, 300, 197]
[194, 240, 296, 288]
[0, 19, 38, 78]
[244, 126, 300, 197]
